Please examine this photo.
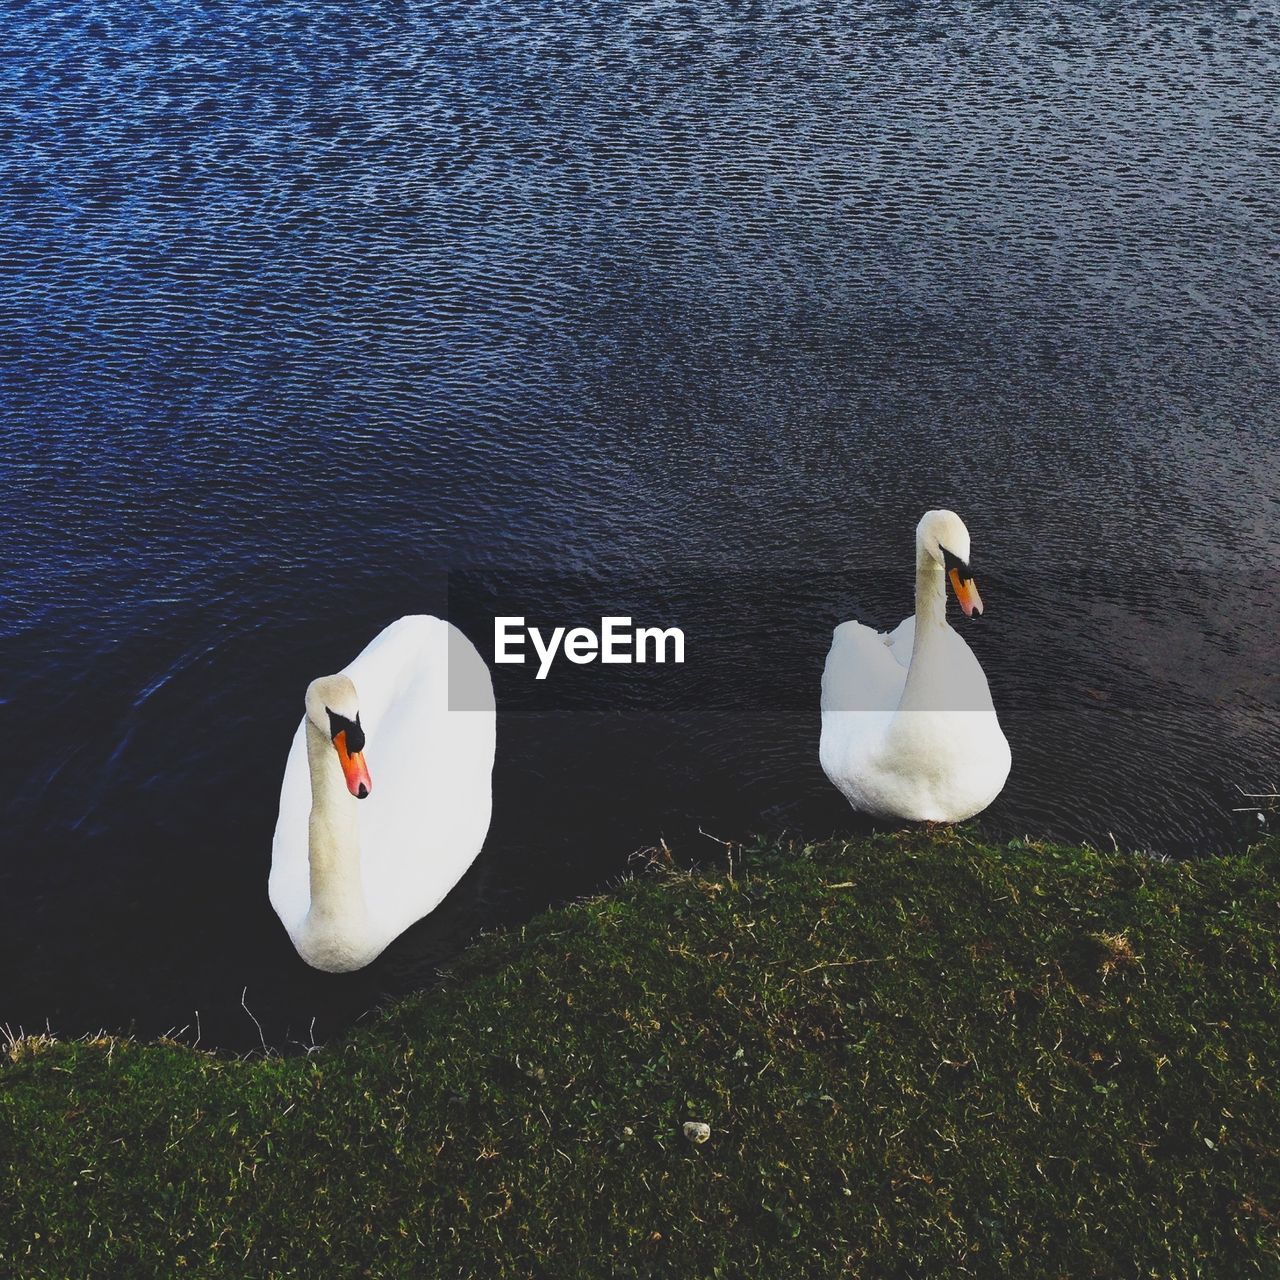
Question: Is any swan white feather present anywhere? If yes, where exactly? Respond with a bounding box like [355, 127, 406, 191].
[820, 511, 1010, 823]
[269, 615, 496, 972]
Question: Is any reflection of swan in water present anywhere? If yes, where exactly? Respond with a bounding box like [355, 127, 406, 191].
[820, 510, 1010, 823]
[269, 616, 496, 972]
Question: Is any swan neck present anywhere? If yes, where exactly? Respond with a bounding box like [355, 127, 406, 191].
[913, 552, 948, 633]
[304, 720, 369, 932]
[897, 551, 950, 712]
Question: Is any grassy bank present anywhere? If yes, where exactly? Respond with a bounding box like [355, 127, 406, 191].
[3, 830, 1277, 1278]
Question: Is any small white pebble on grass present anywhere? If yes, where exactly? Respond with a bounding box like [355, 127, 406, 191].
[683, 1121, 711, 1144]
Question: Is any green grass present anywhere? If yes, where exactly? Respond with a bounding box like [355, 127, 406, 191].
[3, 830, 1278, 1278]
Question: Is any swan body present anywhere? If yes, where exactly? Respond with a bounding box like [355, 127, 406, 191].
[820, 510, 1010, 823]
[269, 615, 496, 972]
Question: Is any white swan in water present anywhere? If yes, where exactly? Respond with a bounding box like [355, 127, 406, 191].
[269, 615, 496, 972]
[820, 510, 1010, 822]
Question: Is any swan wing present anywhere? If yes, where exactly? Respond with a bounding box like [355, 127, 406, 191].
[886, 615, 914, 668]
[345, 617, 496, 944]
[820, 618, 910, 715]
[819, 617, 912, 814]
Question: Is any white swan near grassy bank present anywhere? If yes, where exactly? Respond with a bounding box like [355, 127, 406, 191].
[269, 616, 496, 972]
[820, 510, 1010, 823]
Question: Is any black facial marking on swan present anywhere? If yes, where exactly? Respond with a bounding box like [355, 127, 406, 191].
[325, 707, 366, 753]
[941, 546, 973, 584]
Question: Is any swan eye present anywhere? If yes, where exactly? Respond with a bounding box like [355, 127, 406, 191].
[940, 546, 973, 583]
[325, 708, 366, 753]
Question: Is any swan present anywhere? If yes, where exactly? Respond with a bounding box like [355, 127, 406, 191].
[819, 510, 1010, 823]
[269, 615, 496, 972]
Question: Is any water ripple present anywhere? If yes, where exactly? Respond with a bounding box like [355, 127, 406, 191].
[0, 0, 1276, 1047]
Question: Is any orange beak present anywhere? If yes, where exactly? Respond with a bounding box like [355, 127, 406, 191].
[949, 567, 984, 618]
[334, 730, 372, 799]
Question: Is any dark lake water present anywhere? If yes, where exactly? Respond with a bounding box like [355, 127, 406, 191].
[2, 1, 1277, 1050]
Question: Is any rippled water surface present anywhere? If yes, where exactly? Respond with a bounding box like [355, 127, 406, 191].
[2, 1, 1277, 1048]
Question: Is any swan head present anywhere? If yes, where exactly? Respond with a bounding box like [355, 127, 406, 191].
[304, 674, 373, 799]
[916, 509, 984, 617]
